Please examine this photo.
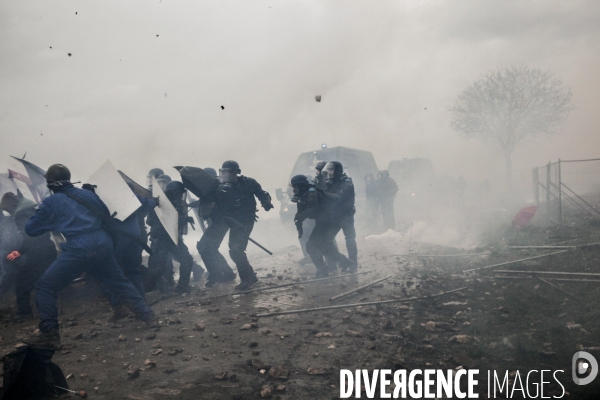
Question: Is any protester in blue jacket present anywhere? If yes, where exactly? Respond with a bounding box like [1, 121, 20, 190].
[25, 164, 157, 348]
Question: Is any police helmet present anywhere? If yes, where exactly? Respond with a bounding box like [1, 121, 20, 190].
[291, 174, 310, 188]
[221, 160, 241, 174]
[45, 164, 71, 183]
[315, 161, 327, 172]
[148, 168, 164, 179]
[204, 168, 217, 177]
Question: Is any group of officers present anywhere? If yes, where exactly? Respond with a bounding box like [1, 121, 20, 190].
[0, 159, 362, 347]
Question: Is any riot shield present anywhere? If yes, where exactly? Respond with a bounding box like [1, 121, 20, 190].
[174, 166, 218, 199]
[11, 156, 50, 202]
[86, 160, 142, 221]
[152, 176, 179, 246]
[118, 170, 152, 199]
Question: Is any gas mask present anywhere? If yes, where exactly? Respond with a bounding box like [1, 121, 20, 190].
[219, 169, 238, 192]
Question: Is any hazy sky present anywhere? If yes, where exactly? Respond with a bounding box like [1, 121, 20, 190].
[1, 0, 599, 192]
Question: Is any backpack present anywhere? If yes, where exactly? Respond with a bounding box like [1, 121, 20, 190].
[1, 346, 68, 400]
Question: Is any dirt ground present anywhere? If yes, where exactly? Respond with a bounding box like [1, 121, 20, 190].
[1, 211, 600, 399]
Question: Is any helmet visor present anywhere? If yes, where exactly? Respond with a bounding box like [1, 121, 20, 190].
[323, 162, 336, 179]
[219, 169, 238, 184]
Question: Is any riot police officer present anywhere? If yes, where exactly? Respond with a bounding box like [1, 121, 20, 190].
[314, 161, 328, 190]
[292, 175, 354, 277]
[197, 161, 273, 291]
[146, 181, 195, 293]
[147, 168, 164, 191]
[323, 161, 358, 272]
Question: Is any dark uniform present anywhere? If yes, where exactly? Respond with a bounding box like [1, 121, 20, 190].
[325, 170, 358, 268]
[364, 174, 379, 225]
[292, 175, 354, 277]
[197, 161, 273, 290]
[0, 194, 57, 320]
[376, 170, 398, 230]
[146, 181, 195, 293]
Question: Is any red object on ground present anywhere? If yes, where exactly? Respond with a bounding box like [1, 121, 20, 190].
[512, 205, 538, 229]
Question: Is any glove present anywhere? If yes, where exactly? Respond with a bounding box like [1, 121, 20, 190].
[263, 203, 274, 211]
[153, 196, 160, 206]
[6, 251, 21, 261]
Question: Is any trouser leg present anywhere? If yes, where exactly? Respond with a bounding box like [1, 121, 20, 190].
[299, 219, 315, 258]
[15, 257, 47, 316]
[197, 220, 230, 281]
[170, 241, 194, 289]
[146, 239, 169, 292]
[90, 253, 154, 322]
[35, 251, 87, 332]
[340, 214, 358, 262]
[380, 198, 395, 230]
[306, 222, 331, 273]
[228, 219, 255, 281]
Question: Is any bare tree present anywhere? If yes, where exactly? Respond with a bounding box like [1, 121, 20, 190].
[449, 66, 572, 187]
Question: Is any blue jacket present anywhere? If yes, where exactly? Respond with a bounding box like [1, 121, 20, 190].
[26, 185, 112, 251]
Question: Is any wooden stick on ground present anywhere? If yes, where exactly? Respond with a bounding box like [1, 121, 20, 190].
[256, 287, 467, 317]
[329, 275, 392, 302]
[508, 245, 577, 249]
[535, 276, 578, 299]
[462, 250, 573, 273]
[176, 271, 374, 305]
[494, 270, 600, 277]
[494, 276, 600, 284]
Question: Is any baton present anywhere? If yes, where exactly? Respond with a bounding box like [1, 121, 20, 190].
[225, 217, 273, 255]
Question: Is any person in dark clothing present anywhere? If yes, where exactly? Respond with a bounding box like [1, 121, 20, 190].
[376, 170, 398, 230]
[194, 173, 237, 287]
[0, 193, 57, 321]
[106, 194, 157, 321]
[197, 161, 273, 291]
[364, 173, 379, 226]
[146, 181, 195, 294]
[298, 161, 337, 265]
[323, 161, 358, 272]
[0, 205, 20, 303]
[313, 161, 328, 190]
[25, 164, 156, 348]
[292, 175, 354, 278]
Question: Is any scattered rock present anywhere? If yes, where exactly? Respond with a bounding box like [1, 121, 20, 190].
[448, 335, 473, 344]
[424, 321, 436, 331]
[307, 367, 329, 375]
[214, 371, 228, 380]
[249, 359, 271, 370]
[276, 385, 286, 392]
[193, 323, 205, 331]
[268, 365, 290, 380]
[72, 332, 83, 340]
[127, 365, 140, 379]
[315, 332, 333, 338]
[260, 385, 273, 398]
[118, 334, 127, 341]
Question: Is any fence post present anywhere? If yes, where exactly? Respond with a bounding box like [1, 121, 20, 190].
[558, 159, 562, 224]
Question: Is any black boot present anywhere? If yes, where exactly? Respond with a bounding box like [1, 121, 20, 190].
[235, 272, 258, 291]
[25, 328, 61, 349]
